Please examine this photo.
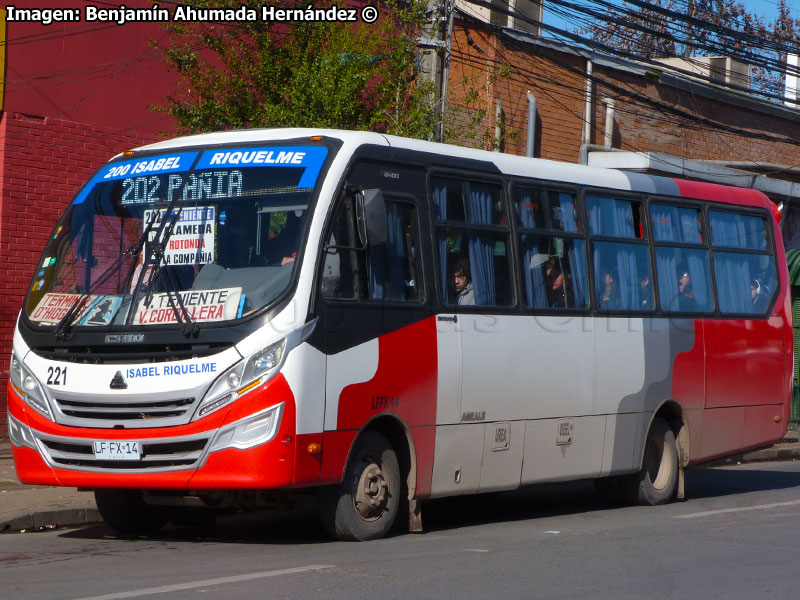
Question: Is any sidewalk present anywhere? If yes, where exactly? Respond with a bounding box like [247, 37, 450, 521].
[0, 440, 100, 533]
[1, 435, 799, 534]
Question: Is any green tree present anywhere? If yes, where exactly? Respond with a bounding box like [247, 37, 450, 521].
[155, 0, 436, 138]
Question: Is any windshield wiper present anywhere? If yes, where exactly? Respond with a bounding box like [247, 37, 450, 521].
[124, 153, 203, 336]
[136, 207, 199, 336]
[52, 208, 163, 340]
[55, 152, 204, 339]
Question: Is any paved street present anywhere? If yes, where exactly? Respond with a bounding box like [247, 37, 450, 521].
[3, 461, 800, 599]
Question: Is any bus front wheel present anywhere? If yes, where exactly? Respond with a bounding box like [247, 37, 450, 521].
[319, 431, 400, 541]
[94, 489, 169, 536]
[629, 417, 678, 505]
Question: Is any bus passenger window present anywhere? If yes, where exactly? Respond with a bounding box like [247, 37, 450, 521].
[714, 252, 776, 315]
[710, 210, 775, 316]
[593, 241, 652, 311]
[586, 196, 645, 239]
[519, 236, 588, 309]
[514, 187, 586, 310]
[432, 177, 466, 222]
[654, 248, 713, 313]
[433, 178, 513, 307]
[710, 211, 767, 250]
[650, 203, 712, 314]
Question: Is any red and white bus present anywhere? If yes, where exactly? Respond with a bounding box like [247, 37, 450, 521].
[8, 129, 792, 540]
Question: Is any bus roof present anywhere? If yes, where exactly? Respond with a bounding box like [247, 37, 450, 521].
[130, 128, 773, 212]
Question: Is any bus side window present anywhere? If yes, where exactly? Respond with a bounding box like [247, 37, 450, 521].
[321, 196, 367, 300]
[321, 196, 423, 303]
[433, 178, 513, 307]
[514, 187, 588, 310]
[710, 210, 775, 316]
[651, 203, 713, 314]
[366, 201, 423, 302]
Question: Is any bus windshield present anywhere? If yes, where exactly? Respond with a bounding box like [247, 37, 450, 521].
[24, 144, 329, 329]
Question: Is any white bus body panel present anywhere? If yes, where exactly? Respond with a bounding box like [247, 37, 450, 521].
[458, 314, 596, 421]
[324, 338, 379, 432]
[281, 342, 327, 436]
[435, 315, 462, 425]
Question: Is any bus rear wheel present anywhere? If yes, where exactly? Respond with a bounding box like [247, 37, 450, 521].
[94, 489, 169, 536]
[629, 417, 678, 505]
[319, 431, 400, 541]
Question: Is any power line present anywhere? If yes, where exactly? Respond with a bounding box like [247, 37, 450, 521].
[447, 2, 800, 166]
[460, 0, 800, 105]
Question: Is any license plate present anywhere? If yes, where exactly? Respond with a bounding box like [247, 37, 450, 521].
[93, 440, 141, 461]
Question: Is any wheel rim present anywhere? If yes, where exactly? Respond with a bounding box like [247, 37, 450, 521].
[645, 433, 673, 490]
[353, 456, 389, 521]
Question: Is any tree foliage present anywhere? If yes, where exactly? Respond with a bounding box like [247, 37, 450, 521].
[584, 0, 800, 99]
[154, 0, 437, 137]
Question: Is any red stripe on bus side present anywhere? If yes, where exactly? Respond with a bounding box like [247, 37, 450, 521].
[335, 317, 438, 493]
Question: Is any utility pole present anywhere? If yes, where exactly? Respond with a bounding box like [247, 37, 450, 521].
[417, 0, 452, 142]
[439, 0, 455, 142]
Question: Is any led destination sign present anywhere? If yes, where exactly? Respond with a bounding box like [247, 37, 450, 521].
[75, 145, 328, 206]
[122, 172, 243, 205]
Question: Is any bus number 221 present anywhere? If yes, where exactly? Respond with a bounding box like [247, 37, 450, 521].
[47, 366, 67, 386]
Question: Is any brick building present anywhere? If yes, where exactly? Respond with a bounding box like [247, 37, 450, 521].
[444, 14, 800, 182]
[0, 1, 176, 433]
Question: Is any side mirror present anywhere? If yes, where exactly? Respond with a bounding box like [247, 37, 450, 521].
[356, 189, 387, 246]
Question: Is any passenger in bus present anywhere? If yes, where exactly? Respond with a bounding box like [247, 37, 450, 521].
[258, 212, 303, 266]
[752, 279, 770, 312]
[544, 258, 570, 308]
[451, 257, 475, 305]
[639, 274, 652, 308]
[129, 251, 154, 294]
[275, 213, 303, 265]
[598, 268, 620, 309]
[677, 271, 697, 311]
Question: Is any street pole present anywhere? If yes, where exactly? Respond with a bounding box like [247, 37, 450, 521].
[417, 0, 448, 141]
[439, 0, 455, 142]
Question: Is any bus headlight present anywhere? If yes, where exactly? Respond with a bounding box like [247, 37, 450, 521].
[194, 338, 287, 420]
[208, 403, 284, 452]
[247, 339, 285, 380]
[9, 353, 52, 420]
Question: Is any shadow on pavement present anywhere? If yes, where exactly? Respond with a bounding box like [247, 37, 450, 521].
[57, 465, 800, 543]
[59, 507, 333, 545]
[685, 464, 800, 499]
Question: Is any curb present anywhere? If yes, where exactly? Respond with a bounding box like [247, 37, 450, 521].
[0, 507, 103, 534]
[700, 445, 800, 467]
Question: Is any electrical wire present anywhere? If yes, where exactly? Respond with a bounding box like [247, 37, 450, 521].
[446, 3, 800, 179]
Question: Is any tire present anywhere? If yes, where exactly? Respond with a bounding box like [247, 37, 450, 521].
[319, 431, 401, 541]
[628, 417, 679, 505]
[94, 489, 169, 536]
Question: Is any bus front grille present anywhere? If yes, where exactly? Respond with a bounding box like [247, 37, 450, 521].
[54, 397, 195, 422]
[37, 436, 210, 472]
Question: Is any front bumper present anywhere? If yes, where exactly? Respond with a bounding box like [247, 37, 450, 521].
[8, 373, 319, 489]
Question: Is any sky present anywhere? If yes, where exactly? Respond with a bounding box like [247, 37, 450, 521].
[748, 0, 800, 20]
[541, 0, 800, 37]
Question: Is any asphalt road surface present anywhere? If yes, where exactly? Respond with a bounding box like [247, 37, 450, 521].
[3, 461, 800, 600]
